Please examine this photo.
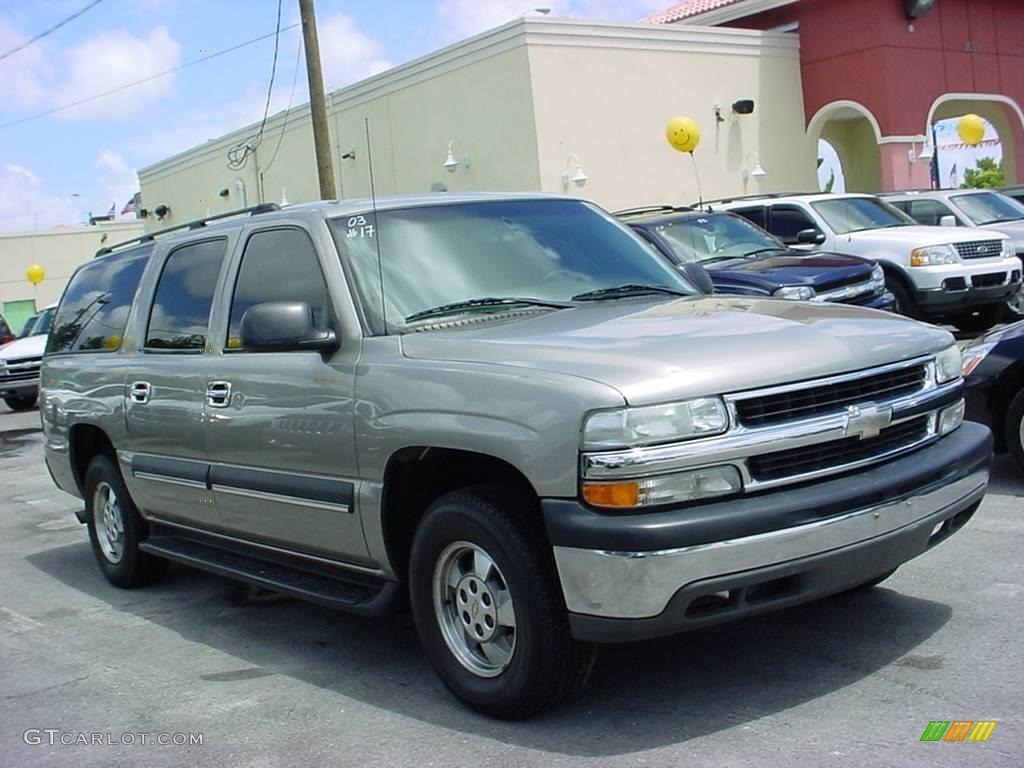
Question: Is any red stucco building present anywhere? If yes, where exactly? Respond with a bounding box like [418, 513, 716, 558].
[650, 0, 1024, 191]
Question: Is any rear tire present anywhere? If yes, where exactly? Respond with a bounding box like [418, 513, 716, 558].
[3, 395, 37, 411]
[84, 454, 168, 588]
[1006, 389, 1024, 475]
[951, 305, 1003, 333]
[409, 485, 596, 719]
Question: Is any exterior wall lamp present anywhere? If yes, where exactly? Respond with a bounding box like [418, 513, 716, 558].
[561, 155, 588, 191]
[742, 153, 767, 182]
[444, 140, 470, 173]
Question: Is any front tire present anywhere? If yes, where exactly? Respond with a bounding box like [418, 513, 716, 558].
[885, 277, 919, 319]
[1006, 389, 1024, 474]
[3, 394, 37, 411]
[409, 485, 596, 719]
[84, 454, 168, 588]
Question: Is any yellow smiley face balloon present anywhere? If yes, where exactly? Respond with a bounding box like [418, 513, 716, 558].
[957, 113, 985, 146]
[666, 116, 700, 154]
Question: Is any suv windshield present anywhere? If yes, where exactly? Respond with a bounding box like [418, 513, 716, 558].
[812, 197, 913, 234]
[331, 199, 697, 331]
[654, 213, 783, 264]
[952, 191, 1024, 225]
[18, 307, 56, 338]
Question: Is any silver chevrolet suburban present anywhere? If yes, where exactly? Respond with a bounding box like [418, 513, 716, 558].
[40, 194, 991, 719]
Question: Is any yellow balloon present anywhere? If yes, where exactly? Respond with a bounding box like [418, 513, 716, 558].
[26, 264, 45, 285]
[666, 116, 701, 154]
[957, 113, 986, 146]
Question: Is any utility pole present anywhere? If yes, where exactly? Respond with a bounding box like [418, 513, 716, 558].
[298, 0, 337, 200]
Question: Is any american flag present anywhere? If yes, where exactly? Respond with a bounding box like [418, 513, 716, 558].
[121, 192, 140, 215]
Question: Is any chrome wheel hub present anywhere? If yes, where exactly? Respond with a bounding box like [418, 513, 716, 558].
[433, 541, 516, 678]
[93, 481, 125, 563]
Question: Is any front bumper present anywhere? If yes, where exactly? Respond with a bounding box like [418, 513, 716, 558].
[914, 272, 1022, 314]
[0, 378, 39, 398]
[862, 291, 895, 310]
[543, 422, 991, 643]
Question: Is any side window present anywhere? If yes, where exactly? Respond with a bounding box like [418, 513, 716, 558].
[145, 239, 227, 350]
[731, 206, 766, 228]
[908, 200, 954, 227]
[47, 246, 151, 354]
[227, 228, 330, 349]
[768, 205, 818, 243]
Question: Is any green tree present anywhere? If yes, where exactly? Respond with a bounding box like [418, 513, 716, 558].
[962, 157, 1005, 189]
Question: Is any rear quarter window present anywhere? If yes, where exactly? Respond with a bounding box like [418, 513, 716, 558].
[46, 245, 152, 354]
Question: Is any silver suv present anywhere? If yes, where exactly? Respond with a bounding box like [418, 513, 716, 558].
[708, 193, 1020, 332]
[40, 195, 991, 718]
[882, 189, 1024, 319]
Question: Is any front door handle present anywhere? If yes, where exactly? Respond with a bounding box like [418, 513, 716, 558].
[206, 381, 232, 408]
[129, 381, 151, 404]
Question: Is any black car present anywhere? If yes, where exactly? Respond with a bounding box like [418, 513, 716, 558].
[963, 320, 1024, 472]
[618, 206, 894, 309]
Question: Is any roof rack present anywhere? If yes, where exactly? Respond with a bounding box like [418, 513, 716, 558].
[612, 204, 693, 217]
[94, 203, 281, 257]
[696, 192, 830, 206]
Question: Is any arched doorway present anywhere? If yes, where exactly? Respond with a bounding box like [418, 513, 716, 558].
[807, 101, 881, 193]
[816, 139, 846, 193]
[927, 95, 1022, 187]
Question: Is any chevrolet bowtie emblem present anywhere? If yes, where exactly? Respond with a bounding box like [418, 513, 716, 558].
[844, 403, 893, 440]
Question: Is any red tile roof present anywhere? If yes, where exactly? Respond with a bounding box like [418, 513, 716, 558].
[646, 0, 745, 24]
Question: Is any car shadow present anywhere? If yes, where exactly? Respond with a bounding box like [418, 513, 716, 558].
[988, 453, 1023, 495]
[28, 541, 952, 756]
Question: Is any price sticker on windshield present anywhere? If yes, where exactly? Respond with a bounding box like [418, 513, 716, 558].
[346, 215, 375, 239]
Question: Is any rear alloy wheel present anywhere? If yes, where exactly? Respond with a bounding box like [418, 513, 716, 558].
[409, 485, 596, 719]
[1006, 389, 1024, 475]
[951, 305, 1003, 334]
[3, 395, 37, 411]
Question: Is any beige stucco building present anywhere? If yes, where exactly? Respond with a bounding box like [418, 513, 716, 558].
[138, 17, 815, 228]
[0, 221, 144, 333]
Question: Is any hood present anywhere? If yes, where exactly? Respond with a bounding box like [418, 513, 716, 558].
[0, 334, 47, 360]
[844, 225, 1009, 249]
[400, 297, 952, 406]
[708, 250, 872, 291]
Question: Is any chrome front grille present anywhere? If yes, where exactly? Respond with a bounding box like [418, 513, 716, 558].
[0, 356, 41, 383]
[735, 363, 927, 427]
[748, 416, 930, 482]
[954, 239, 1004, 259]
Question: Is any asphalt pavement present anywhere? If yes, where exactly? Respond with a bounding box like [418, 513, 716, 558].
[1, 415, 1021, 767]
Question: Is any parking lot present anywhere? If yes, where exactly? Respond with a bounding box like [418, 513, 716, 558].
[1, 398, 1021, 768]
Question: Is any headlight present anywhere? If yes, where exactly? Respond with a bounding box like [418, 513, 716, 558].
[582, 397, 729, 450]
[910, 244, 959, 266]
[935, 345, 963, 384]
[774, 285, 816, 301]
[962, 341, 996, 376]
[582, 466, 742, 509]
[939, 399, 965, 435]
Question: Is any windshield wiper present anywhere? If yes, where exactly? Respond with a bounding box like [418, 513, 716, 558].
[743, 248, 784, 257]
[571, 283, 689, 301]
[405, 297, 572, 323]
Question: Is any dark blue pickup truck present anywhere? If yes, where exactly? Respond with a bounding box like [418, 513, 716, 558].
[618, 206, 894, 309]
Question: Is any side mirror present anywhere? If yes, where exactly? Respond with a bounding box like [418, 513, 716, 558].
[796, 228, 826, 245]
[239, 302, 338, 352]
[677, 262, 715, 295]
[939, 214, 958, 228]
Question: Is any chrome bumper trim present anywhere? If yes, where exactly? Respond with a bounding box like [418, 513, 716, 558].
[552, 467, 987, 619]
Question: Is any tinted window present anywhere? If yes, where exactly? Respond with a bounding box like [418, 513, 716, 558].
[47, 247, 151, 354]
[145, 239, 227, 350]
[227, 228, 330, 348]
[732, 206, 766, 228]
[908, 199, 955, 227]
[769, 205, 818, 243]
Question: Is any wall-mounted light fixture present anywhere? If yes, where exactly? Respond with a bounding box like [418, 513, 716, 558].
[732, 99, 755, 116]
[561, 155, 588, 191]
[341, 147, 357, 160]
[904, 0, 935, 31]
[742, 153, 767, 183]
[443, 140, 470, 173]
[907, 134, 933, 163]
[153, 204, 171, 220]
[714, 104, 725, 123]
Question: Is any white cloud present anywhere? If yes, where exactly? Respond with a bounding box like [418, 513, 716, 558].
[0, 18, 52, 110]
[52, 26, 181, 120]
[317, 14, 393, 89]
[435, 0, 668, 39]
[95, 150, 140, 215]
[0, 164, 77, 231]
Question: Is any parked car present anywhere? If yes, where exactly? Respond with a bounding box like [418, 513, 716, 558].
[617, 205, 893, 309]
[0, 304, 55, 411]
[963, 320, 1024, 473]
[707, 192, 1020, 332]
[1000, 185, 1024, 207]
[0, 313, 13, 346]
[41, 196, 989, 718]
[882, 189, 1024, 319]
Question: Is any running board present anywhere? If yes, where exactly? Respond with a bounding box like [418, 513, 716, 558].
[140, 529, 401, 615]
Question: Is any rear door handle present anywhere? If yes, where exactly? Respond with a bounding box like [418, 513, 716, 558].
[129, 381, 151, 404]
[206, 381, 232, 408]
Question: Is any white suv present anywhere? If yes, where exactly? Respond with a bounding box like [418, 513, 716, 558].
[707, 193, 1020, 332]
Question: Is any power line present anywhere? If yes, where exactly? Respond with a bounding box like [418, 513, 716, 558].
[262, 35, 305, 174]
[0, 0, 105, 62]
[0, 22, 300, 130]
[228, 0, 285, 171]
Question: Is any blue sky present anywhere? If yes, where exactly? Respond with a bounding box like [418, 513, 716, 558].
[0, 0, 667, 231]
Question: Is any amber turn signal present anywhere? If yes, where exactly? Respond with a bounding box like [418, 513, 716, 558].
[582, 481, 640, 508]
